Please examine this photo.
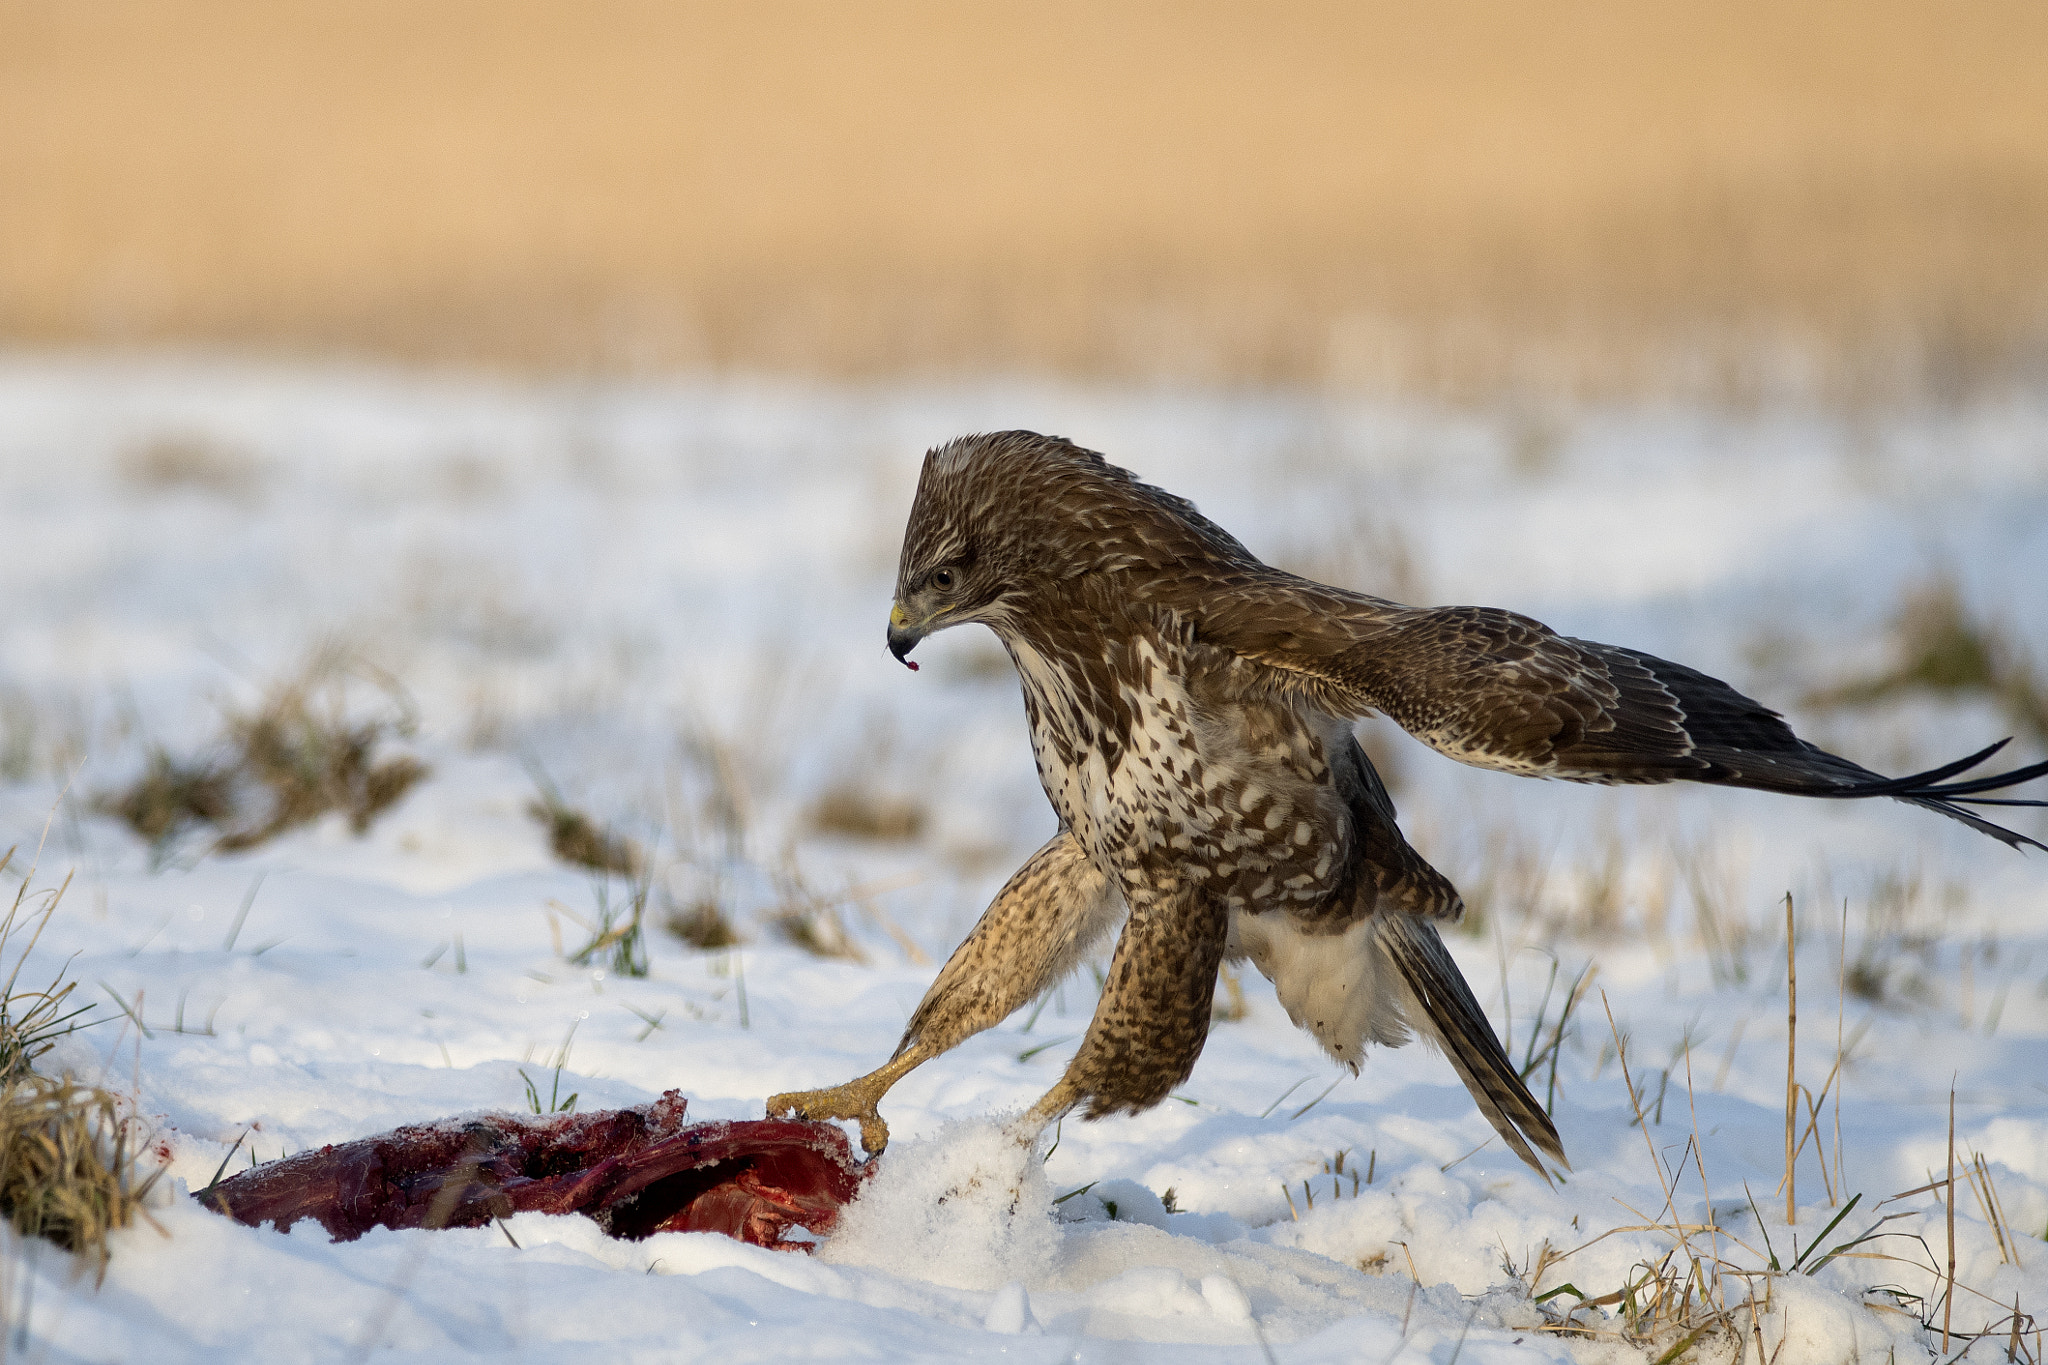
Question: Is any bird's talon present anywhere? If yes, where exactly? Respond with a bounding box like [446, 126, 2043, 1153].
[853, 1114, 890, 1155]
[765, 1084, 893, 1155]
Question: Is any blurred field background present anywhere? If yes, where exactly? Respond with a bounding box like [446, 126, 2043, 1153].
[6, 0, 2048, 404]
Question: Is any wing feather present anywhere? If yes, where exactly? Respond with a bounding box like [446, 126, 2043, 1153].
[1191, 577, 2048, 850]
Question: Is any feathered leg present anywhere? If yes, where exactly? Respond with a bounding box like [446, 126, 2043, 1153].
[1020, 885, 1228, 1134]
[766, 831, 1119, 1152]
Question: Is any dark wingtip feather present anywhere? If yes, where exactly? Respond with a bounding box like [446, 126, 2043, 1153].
[1806, 738, 2011, 799]
[1779, 739, 2048, 851]
[1907, 752, 2048, 799]
[1904, 797, 2048, 853]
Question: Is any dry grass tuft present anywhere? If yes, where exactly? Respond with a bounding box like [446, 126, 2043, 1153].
[98, 653, 429, 863]
[1843, 868, 1952, 1009]
[101, 748, 237, 851]
[662, 889, 743, 952]
[1518, 990, 2044, 1361]
[0, 854, 93, 1085]
[217, 676, 428, 850]
[0, 856, 162, 1276]
[806, 714, 929, 843]
[1523, 1246, 1744, 1356]
[0, 1073, 162, 1276]
[524, 755, 645, 877]
[1518, 1005, 1758, 1358]
[527, 790, 642, 878]
[1809, 578, 2048, 744]
[807, 784, 926, 843]
[764, 863, 870, 965]
[116, 433, 265, 499]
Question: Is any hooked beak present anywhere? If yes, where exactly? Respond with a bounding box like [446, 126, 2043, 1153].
[886, 603, 924, 670]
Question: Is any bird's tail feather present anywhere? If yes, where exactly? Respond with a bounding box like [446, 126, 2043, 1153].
[1380, 913, 1568, 1178]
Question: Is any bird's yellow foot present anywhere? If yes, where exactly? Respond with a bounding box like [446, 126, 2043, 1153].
[766, 1077, 893, 1155]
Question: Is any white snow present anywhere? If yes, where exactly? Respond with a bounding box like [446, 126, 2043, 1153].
[822, 1118, 1062, 1292]
[1, 351, 2046, 1361]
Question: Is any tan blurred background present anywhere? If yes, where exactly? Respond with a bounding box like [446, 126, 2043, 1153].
[6, 0, 2047, 403]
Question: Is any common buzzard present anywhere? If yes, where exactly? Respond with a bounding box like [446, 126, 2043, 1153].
[769, 433, 2047, 1175]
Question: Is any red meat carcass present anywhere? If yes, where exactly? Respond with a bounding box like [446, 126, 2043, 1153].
[194, 1091, 869, 1249]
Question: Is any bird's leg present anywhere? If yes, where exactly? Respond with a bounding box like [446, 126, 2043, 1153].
[766, 832, 1119, 1154]
[1013, 1074, 1088, 1144]
[1010, 887, 1228, 1148]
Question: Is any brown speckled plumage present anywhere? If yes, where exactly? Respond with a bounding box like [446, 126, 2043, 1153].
[769, 432, 2048, 1172]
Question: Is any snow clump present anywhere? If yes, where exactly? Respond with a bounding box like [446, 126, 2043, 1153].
[819, 1117, 1059, 1291]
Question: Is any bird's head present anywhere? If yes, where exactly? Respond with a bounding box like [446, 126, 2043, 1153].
[886, 431, 1109, 667]
[886, 430, 1252, 668]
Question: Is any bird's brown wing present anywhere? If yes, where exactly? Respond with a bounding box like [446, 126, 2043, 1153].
[1189, 580, 2048, 850]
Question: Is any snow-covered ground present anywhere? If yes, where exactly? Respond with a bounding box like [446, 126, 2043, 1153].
[2, 352, 2046, 1362]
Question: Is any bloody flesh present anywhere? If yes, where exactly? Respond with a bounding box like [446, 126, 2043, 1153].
[194, 1091, 868, 1248]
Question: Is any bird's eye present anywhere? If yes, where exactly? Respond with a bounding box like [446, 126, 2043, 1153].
[930, 568, 958, 592]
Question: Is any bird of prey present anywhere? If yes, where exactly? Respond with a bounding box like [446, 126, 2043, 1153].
[768, 432, 2048, 1175]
